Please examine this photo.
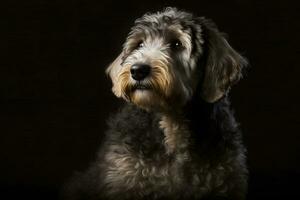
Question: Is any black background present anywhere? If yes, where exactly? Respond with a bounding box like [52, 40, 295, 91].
[1, 0, 299, 199]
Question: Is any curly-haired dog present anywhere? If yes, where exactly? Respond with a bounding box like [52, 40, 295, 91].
[64, 7, 248, 200]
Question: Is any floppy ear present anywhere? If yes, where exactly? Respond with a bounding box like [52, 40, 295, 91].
[106, 52, 124, 97]
[199, 18, 247, 103]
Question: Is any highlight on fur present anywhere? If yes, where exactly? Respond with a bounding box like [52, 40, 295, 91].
[63, 7, 248, 200]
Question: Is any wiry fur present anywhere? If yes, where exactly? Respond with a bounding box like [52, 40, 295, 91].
[63, 7, 248, 200]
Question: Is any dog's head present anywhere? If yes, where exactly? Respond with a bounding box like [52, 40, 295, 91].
[106, 7, 247, 111]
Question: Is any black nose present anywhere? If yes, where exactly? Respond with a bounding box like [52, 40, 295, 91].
[130, 64, 151, 81]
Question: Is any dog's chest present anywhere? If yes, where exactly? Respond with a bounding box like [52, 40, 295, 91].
[103, 150, 180, 190]
[101, 112, 232, 197]
[102, 149, 229, 199]
[103, 120, 188, 193]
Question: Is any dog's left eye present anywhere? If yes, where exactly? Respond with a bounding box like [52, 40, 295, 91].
[170, 40, 182, 50]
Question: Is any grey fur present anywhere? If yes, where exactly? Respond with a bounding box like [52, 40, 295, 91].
[64, 7, 248, 200]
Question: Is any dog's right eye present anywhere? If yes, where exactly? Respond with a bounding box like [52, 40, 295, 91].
[137, 41, 144, 49]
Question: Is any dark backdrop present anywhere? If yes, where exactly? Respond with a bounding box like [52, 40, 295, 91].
[1, 0, 299, 199]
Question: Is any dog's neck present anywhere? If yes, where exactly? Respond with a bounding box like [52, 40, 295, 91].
[158, 113, 190, 155]
[158, 93, 226, 155]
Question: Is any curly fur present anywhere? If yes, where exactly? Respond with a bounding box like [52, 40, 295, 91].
[63, 7, 248, 200]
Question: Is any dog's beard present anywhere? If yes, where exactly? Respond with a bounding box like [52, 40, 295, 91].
[124, 79, 170, 111]
[130, 89, 164, 110]
[114, 61, 191, 111]
[115, 64, 173, 110]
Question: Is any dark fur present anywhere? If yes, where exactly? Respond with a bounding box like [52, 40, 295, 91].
[63, 97, 247, 200]
[63, 8, 248, 200]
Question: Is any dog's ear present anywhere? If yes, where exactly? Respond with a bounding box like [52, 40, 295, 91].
[198, 18, 247, 103]
[106, 52, 124, 97]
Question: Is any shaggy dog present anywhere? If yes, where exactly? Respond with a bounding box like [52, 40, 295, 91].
[64, 7, 248, 200]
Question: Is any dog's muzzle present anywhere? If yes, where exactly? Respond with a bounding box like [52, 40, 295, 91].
[130, 64, 151, 81]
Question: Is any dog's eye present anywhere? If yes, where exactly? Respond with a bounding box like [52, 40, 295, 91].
[170, 39, 182, 50]
[137, 41, 144, 49]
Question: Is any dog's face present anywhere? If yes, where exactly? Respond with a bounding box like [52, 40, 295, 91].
[106, 8, 247, 111]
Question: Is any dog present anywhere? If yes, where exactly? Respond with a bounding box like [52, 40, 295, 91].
[64, 7, 248, 200]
